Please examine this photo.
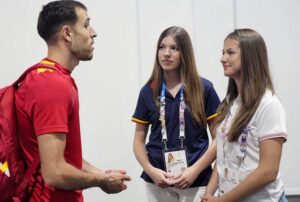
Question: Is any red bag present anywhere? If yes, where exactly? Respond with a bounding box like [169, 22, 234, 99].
[0, 64, 56, 201]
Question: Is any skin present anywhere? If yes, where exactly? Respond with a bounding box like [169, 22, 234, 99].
[201, 39, 285, 202]
[202, 139, 284, 202]
[158, 36, 181, 73]
[46, 7, 96, 72]
[133, 35, 217, 189]
[68, 7, 96, 61]
[220, 39, 242, 93]
[38, 7, 131, 194]
[158, 36, 182, 96]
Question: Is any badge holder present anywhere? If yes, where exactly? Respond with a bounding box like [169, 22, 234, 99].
[160, 83, 188, 175]
[219, 127, 249, 195]
[162, 139, 188, 175]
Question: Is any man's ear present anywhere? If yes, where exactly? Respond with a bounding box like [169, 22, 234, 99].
[61, 25, 72, 42]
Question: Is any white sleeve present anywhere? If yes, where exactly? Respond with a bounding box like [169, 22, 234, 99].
[256, 99, 287, 141]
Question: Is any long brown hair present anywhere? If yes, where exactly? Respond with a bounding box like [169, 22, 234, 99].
[216, 29, 275, 141]
[148, 26, 206, 127]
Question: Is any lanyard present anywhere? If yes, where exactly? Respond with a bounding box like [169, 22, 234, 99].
[237, 128, 248, 167]
[221, 113, 249, 167]
[159, 81, 186, 150]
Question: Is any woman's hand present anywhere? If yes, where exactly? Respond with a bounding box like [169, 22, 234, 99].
[147, 166, 174, 188]
[170, 166, 198, 189]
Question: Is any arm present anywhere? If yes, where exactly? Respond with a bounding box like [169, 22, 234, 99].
[221, 137, 284, 201]
[82, 159, 129, 178]
[202, 164, 218, 201]
[202, 120, 218, 196]
[203, 137, 284, 202]
[133, 123, 173, 188]
[82, 159, 130, 191]
[38, 133, 131, 193]
[172, 121, 217, 189]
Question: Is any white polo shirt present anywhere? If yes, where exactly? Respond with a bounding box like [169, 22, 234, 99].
[216, 90, 287, 202]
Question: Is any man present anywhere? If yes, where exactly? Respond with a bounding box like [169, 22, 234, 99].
[15, 1, 131, 201]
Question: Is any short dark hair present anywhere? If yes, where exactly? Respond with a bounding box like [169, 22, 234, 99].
[37, 0, 87, 42]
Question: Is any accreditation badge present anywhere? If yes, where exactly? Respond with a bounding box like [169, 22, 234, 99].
[163, 148, 188, 174]
[219, 164, 240, 196]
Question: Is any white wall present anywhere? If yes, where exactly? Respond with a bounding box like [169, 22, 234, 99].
[233, 0, 300, 195]
[0, 0, 299, 201]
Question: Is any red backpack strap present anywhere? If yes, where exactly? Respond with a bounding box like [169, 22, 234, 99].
[13, 62, 58, 198]
[14, 157, 40, 198]
[13, 63, 57, 87]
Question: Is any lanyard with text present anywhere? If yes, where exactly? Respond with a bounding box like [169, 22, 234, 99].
[221, 114, 249, 166]
[159, 81, 186, 150]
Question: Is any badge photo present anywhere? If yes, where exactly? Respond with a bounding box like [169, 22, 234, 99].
[163, 148, 188, 175]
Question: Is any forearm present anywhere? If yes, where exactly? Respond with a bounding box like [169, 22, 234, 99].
[43, 159, 106, 190]
[221, 166, 278, 202]
[133, 124, 153, 173]
[133, 139, 153, 174]
[52, 159, 131, 194]
[221, 138, 283, 201]
[192, 138, 216, 174]
[204, 164, 218, 196]
[38, 133, 130, 193]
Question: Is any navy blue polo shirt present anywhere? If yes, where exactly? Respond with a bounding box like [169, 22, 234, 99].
[132, 78, 220, 187]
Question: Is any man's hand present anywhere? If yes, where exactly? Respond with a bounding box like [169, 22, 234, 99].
[100, 169, 131, 194]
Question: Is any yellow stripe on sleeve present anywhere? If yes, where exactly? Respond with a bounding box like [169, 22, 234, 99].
[207, 113, 218, 121]
[131, 118, 149, 125]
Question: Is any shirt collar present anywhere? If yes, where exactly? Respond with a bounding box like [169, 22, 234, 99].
[40, 58, 71, 75]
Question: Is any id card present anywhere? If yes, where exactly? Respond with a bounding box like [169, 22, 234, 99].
[219, 165, 240, 196]
[163, 148, 188, 174]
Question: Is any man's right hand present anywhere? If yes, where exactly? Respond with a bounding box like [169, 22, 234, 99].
[99, 169, 131, 194]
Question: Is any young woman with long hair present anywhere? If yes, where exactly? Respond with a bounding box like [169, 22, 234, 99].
[202, 29, 288, 202]
[132, 26, 220, 202]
